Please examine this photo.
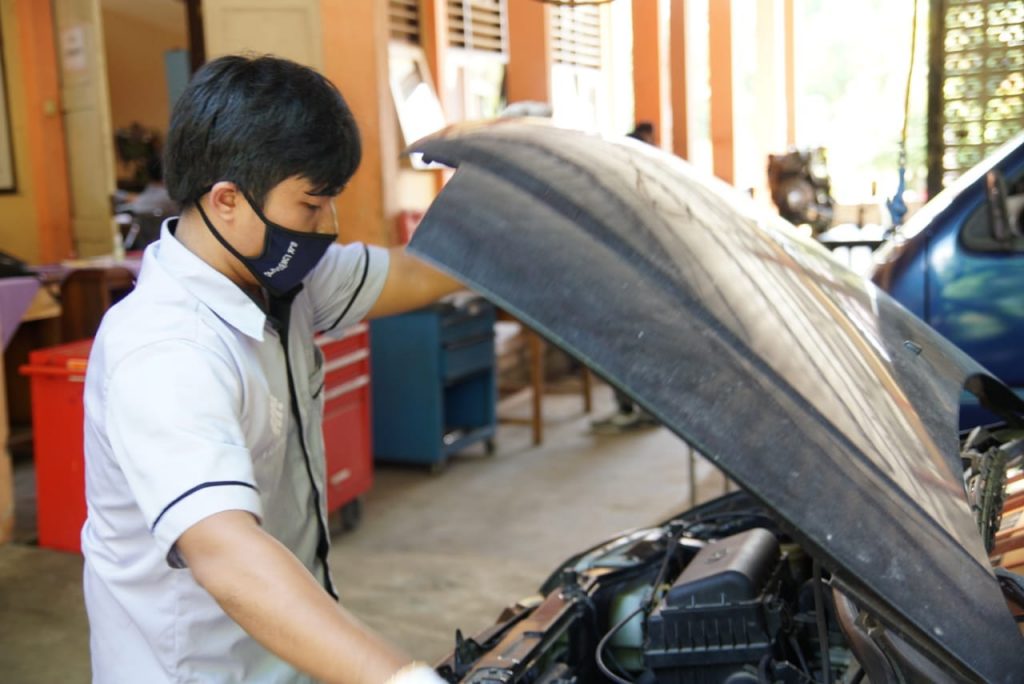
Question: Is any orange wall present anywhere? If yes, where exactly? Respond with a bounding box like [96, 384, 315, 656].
[670, 0, 688, 159]
[507, 0, 551, 103]
[709, 0, 734, 184]
[632, 0, 664, 147]
[101, 7, 187, 136]
[0, 0, 39, 263]
[321, 0, 398, 246]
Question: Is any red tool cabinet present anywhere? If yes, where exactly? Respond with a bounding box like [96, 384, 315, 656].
[315, 323, 373, 530]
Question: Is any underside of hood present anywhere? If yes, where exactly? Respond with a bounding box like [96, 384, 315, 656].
[407, 120, 1024, 683]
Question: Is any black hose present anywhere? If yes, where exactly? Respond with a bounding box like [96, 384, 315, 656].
[647, 511, 764, 608]
[595, 604, 646, 684]
[648, 524, 689, 609]
[788, 634, 812, 677]
[813, 561, 833, 684]
[596, 524, 687, 684]
[757, 653, 773, 684]
[599, 522, 690, 683]
[597, 514, 774, 684]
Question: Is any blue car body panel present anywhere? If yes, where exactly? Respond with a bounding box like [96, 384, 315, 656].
[872, 131, 1024, 427]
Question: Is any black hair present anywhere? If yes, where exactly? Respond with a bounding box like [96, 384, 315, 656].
[628, 122, 655, 140]
[164, 54, 361, 209]
[145, 153, 163, 183]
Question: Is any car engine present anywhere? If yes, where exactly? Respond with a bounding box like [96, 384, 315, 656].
[433, 424, 1024, 683]
[437, 493, 861, 684]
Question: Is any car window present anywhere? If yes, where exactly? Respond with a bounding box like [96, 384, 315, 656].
[961, 171, 1024, 253]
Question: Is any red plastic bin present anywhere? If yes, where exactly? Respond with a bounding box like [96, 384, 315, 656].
[19, 339, 93, 553]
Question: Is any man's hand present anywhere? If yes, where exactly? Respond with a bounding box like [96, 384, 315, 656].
[177, 510, 416, 684]
[367, 248, 463, 319]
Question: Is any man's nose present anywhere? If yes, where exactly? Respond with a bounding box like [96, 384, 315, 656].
[316, 203, 339, 235]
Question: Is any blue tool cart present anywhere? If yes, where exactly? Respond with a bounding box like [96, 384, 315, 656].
[369, 294, 497, 470]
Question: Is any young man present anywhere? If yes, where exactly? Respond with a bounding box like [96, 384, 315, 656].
[82, 55, 458, 683]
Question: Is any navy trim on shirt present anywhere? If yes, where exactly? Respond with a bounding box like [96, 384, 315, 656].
[151, 481, 259, 531]
[324, 244, 371, 332]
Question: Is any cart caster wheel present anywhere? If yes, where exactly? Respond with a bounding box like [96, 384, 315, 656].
[484, 439, 496, 456]
[339, 498, 363, 532]
[428, 459, 448, 476]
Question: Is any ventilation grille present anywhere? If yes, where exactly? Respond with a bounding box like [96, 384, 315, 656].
[552, 4, 602, 69]
[448, 0, 506, 54]
[390, 0, 422, 44]
[931, 0, 1024, 191]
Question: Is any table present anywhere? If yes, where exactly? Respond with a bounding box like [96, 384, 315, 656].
[1, 277, 62, 544]
[0, 278, 42, 349]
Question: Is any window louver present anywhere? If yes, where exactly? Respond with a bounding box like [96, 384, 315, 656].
[448, 0, 506, 54]
[390, 0, 422, 44]
[552, 4, 602, 70]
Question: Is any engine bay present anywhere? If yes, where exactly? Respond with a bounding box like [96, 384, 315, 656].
[436, 423, 1024, 684]
[437, 495, 860, 684]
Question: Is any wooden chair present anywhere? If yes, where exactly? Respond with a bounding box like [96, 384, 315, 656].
[59, 267, 136, 342]
[497, 311, 592, 446]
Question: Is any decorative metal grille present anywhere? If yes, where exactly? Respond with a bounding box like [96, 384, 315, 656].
[448, 0, 507, 54]
[389, 0, 422, 44]
[928, 0, 1024, 194]
[552, 4, 603, 69]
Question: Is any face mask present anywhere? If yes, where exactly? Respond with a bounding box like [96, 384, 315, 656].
[196, 189, 337, 298]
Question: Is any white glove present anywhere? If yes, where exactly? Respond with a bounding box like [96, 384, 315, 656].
[384, 663, 447, 684]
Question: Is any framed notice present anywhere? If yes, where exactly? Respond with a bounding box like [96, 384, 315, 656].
[0, 22, 15, 193]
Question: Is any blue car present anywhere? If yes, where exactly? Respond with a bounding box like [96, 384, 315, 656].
[872, 131, 1024, 427]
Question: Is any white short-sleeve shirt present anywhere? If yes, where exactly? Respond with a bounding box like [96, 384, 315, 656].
[82, 220, 389, 683]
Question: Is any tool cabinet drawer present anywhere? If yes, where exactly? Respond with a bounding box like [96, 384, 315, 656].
[317, 323, 368, 359]
[442, 336, 494, 382]
[318, 324, 370, 390]
[322, 347, 370, 389]
[440, 303, 495, 344]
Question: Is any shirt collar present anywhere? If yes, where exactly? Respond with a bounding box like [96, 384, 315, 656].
[150, 218, 267, 341]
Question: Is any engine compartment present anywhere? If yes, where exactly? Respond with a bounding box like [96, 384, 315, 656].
[437, 495, 858, 684]
[434, 427, 1024, 683]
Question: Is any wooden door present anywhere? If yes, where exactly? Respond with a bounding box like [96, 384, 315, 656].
[53, 0, 117, 258]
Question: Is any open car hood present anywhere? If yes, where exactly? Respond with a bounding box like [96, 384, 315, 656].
[407, 121, 1024, 682]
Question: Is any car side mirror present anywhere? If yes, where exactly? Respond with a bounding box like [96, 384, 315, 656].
[985, 170, 1017, 242]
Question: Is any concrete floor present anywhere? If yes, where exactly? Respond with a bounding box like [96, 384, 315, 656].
[0, 382, 730, 682]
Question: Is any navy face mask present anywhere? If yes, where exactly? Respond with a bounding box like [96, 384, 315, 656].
[196, 189, 337, 298]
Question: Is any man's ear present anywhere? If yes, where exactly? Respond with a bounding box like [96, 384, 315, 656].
[207, 181, 241, 222]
